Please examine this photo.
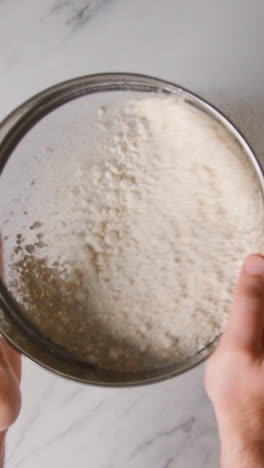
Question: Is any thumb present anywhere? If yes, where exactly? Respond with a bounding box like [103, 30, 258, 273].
[222, 254, 264, 354]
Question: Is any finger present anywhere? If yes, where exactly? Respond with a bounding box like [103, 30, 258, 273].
[222, 254, 264, 354]
[0, 341, 21, 383]
[0, 344, 21, 431]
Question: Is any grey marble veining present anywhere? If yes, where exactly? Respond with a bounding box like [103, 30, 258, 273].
[6, 361, 219, 468]
[49, 0, 112, 30]
[0, 0, 264, 466]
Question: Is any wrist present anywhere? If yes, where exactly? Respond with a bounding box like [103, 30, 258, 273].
[220, 439, 264, 468]
[217, 415, 264, 467]
[0, 432, 5, 468]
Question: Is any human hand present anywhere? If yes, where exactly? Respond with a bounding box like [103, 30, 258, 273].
[206, 254, 264, 467]
[0, 238, 21, 467]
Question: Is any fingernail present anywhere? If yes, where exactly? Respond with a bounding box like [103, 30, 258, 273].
[245, 254, 264, 276]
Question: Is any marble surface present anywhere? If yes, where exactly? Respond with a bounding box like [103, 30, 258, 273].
[0, 0, 264, 466]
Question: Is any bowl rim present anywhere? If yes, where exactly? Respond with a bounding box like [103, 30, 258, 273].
[0, 72, 263, 386]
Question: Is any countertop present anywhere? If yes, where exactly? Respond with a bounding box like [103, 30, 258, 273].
[1, 1, 264, 467]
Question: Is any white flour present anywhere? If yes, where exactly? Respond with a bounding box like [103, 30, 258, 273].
[9, 95, 264, 371]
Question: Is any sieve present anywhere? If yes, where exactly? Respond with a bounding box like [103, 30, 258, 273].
[0, 73, 263, 386]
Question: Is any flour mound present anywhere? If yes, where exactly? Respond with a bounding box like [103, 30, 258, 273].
[10, 96, 264, 370]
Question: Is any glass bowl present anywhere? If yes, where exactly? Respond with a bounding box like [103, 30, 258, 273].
[0, 73, 263, 386]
